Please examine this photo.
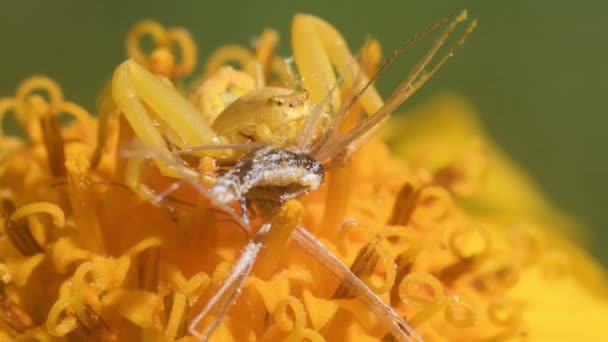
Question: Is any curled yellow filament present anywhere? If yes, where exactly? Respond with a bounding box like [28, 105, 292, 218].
[15, 76, 63, 117]
[274, 296, 307, 333]
[46, 296, 77, 337]
[54, 101, 94, 141]
[398, 272, 446, 327]
[270, 56, 296, 87]
[399, 272, 445, 307]
[411, 186, 452, 225]
[473, 254, 521, 293]
[14, 77, 63, 141]
[71, 261, 106, 297]
[381, 225, 430, 259]
[444, 295, 476, 328]
[253, 29, 279, 83]
[10, 202, 65, 229]
[485, 298, 525, 341]
[448, 226, 491, 260]
[0, 262, 11, 284]
[126, 20, 197, 78]
[360, 242, 396, 295]
[274, 295, 324, 342]
[124, 236, 163, 258]
[204, 45, 254, 78]
[486, 298, 522, 326]
[434, 139, 488, 196]
[69, 262, 107, 327]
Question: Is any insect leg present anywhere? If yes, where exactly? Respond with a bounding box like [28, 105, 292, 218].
[124, 155, 181, 221]
[292, 226, 422, 342]
[239, 196, 250, 226]
[120, 142, 251, 234]
[188, 222, 270, 340]
[317, 10, 476, 162]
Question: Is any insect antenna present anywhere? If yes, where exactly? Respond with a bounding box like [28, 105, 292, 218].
[308, 55, 373, 156]
[315, 10, 476, 163]
[308, 11, 457, 161]
[338, 11, 458, 132]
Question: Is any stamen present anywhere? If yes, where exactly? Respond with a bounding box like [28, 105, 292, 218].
[165, 292, 188, 340]
[204, 45, 253, 78]
[1, 199, 43, 256]
[10, 202, 65, 229]
[126, 20, 197, 79]
[40, 109, 66, 177]
[137, 244, 161, 292]
[14, 76, 63, 142]
[255, 200, 303, 278]
[0, 293, 35, 335]
[320, 162, 352, 238]
[274, 296, 324, 341]
[66, 154, 105, 253]
[388, 183, 418, 226]
[333, 241, 380, 299]
[253, 29, 279, 82]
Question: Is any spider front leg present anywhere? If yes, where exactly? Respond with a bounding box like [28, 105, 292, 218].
[291, 14, 384, 116]
[112, 59, 262, 232]
[291, 14, 388, 237]
[112, 60, 230, 176]
[111, 60, 245, 221]
[124, 154, 182, 221]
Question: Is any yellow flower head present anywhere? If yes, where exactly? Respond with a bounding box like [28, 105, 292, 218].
[0, 11, 607, 342]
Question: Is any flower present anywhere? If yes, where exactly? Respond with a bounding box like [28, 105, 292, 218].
[1, 16, 607, 342]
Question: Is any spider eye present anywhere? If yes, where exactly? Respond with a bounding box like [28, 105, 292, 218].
[269, 96, 284, 106]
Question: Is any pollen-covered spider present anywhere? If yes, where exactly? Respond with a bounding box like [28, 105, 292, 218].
[107, 10, 476, 342]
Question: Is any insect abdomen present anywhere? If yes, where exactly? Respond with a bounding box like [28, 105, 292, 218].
[211, 149, 324, 206]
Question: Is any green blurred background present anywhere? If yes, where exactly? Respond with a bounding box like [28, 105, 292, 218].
[1, 1, 606, 265]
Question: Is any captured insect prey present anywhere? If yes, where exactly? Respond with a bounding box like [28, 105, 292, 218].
[210, 148, 325, 218]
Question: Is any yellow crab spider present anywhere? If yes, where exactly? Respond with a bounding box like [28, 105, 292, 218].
[111, 10, 475, 342]
[110, 13, 384, 225]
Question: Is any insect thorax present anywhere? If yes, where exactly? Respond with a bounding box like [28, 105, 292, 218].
[211, 149, 324, 210]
